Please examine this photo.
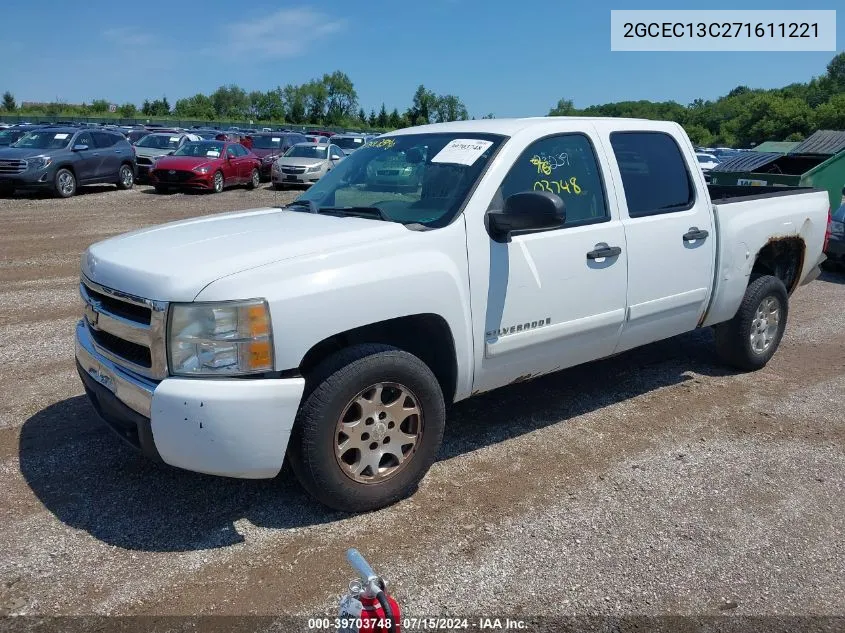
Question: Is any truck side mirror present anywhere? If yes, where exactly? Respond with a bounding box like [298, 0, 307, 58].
[487, 191, 566, 242]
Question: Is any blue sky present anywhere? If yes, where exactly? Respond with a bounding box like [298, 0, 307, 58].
[1, 0, 842, 117]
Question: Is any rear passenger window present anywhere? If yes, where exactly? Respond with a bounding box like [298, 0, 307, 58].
[609, 132, 695, 217]
[93, 132, 117, 148]
[498, 133, 608, 227]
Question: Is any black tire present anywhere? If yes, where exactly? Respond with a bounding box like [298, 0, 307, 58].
[154, 185, 169, 194]
[212, 171, 224, 193]
[247, 168, 259, 190]
[287, 344, 446, 513]
[54, 168, 76, 198]
[117, 163, 134, 190]
[714, 275, 789, 371]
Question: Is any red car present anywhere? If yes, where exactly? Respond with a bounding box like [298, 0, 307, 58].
[149, 140, 261, 193]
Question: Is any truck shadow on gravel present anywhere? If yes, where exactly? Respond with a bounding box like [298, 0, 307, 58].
[19, 327, 733, 553]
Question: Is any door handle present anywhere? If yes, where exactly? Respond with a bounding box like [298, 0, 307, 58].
[586, 244, 622, 260]
[683, 227, 709, 241]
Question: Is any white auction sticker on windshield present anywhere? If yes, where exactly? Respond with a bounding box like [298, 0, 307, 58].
[272, 137, 280, 142]
[431, 139, 493, 165]
[206, 150, 220, 157]
[169, 137, 179, 142]
[54, 133, 69, 139]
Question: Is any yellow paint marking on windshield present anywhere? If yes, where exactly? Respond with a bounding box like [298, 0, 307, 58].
[533, 176, 583, 195]
[365, 138, 396, 149]
[530, 155, 552, 176]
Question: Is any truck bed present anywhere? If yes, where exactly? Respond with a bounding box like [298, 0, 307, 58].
[707, 184, 818, 204]
[701, 185, 829, 328]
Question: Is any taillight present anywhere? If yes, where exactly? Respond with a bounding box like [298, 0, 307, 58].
[824, 206, 831, 252]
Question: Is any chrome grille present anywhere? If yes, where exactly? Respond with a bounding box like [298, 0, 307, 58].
[282, 166, 306, 174]
[0, 159, 27, 174]
[80, 277, 168, 380]
[136, 156, 153, 166]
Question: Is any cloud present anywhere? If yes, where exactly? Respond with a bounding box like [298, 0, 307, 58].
[222, 8, 346, 60]
[102, 27, 155, 47]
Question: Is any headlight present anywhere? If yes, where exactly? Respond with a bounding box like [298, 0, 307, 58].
[272, 162, 282, 171]
[307, 164, 322, 173]
[194, 165, 211, 174]
[168, 300, 273, 376]
[263, 155, 276, 163]
[28, 156, 52, 170]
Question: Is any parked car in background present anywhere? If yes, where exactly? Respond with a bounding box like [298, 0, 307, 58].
[0, 124, 42, 147]
[251, 132, 308, 180]
[332, 133, 373, 156]
[304, 134, 331, 145]
[696, 152, 720, 182]
[192, 129, 220, 140]
[149, 140, 260, 194]
[0, 127, 135, 198]
[134, 132, 202, 181]
[365, 145, 426, 190]
[307, 129, 335, 138]
[271, 142, 344, 189]
[127, 129, 152, 144]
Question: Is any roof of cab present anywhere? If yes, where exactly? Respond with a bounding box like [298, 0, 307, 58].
[387, 116, 673, 137]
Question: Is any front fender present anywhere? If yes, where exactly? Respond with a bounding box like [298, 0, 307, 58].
[195, 220, 475, 399]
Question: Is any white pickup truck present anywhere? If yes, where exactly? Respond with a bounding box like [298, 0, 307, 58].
[75, 118, 829, 512]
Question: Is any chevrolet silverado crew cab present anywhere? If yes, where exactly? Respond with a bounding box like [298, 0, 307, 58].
[75, 118, 829, 512]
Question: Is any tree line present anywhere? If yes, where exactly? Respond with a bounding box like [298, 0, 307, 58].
[0, 72, 472, 130]
[2, 53, 843, 144]
[549, 53, 845, 147]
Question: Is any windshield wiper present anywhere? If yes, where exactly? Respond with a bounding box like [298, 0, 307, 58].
[284, 199, 319, 214]
[317, 206, 390, 221]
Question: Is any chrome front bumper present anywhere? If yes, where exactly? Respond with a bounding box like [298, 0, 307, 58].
[75, 319, 156, 418]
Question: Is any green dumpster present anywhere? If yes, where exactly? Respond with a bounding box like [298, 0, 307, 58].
[712, 130, 845, 211]
[750, 141, 800, 153]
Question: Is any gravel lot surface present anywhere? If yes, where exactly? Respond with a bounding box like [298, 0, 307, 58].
[0, 184, 843, 624]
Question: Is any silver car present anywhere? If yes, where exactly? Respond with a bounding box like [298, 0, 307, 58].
[272, 142, 345, 189]
[332, 134, 374, 156]
[133, 132, 201, 181]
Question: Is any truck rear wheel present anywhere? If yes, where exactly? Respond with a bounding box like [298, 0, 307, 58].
[714, 274, 788, 371]
[287, 344, 445, 512]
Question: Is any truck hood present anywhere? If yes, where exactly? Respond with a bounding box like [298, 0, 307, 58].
[82, 208, 409, 301]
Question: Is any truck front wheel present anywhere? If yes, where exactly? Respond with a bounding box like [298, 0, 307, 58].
[287, 344, 445, 512]
[714, 274, 789, 371]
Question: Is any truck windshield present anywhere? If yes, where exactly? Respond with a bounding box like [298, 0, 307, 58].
[12, 131, 74, 150]
[297, 132, 505, 228]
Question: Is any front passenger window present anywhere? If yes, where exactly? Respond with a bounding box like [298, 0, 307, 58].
[497, 133, 609, 227]
[76, 133, 93, 149]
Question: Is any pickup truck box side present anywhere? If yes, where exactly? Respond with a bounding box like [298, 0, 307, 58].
[702, 186, 827, 327]
[75, 117, 828, 512]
